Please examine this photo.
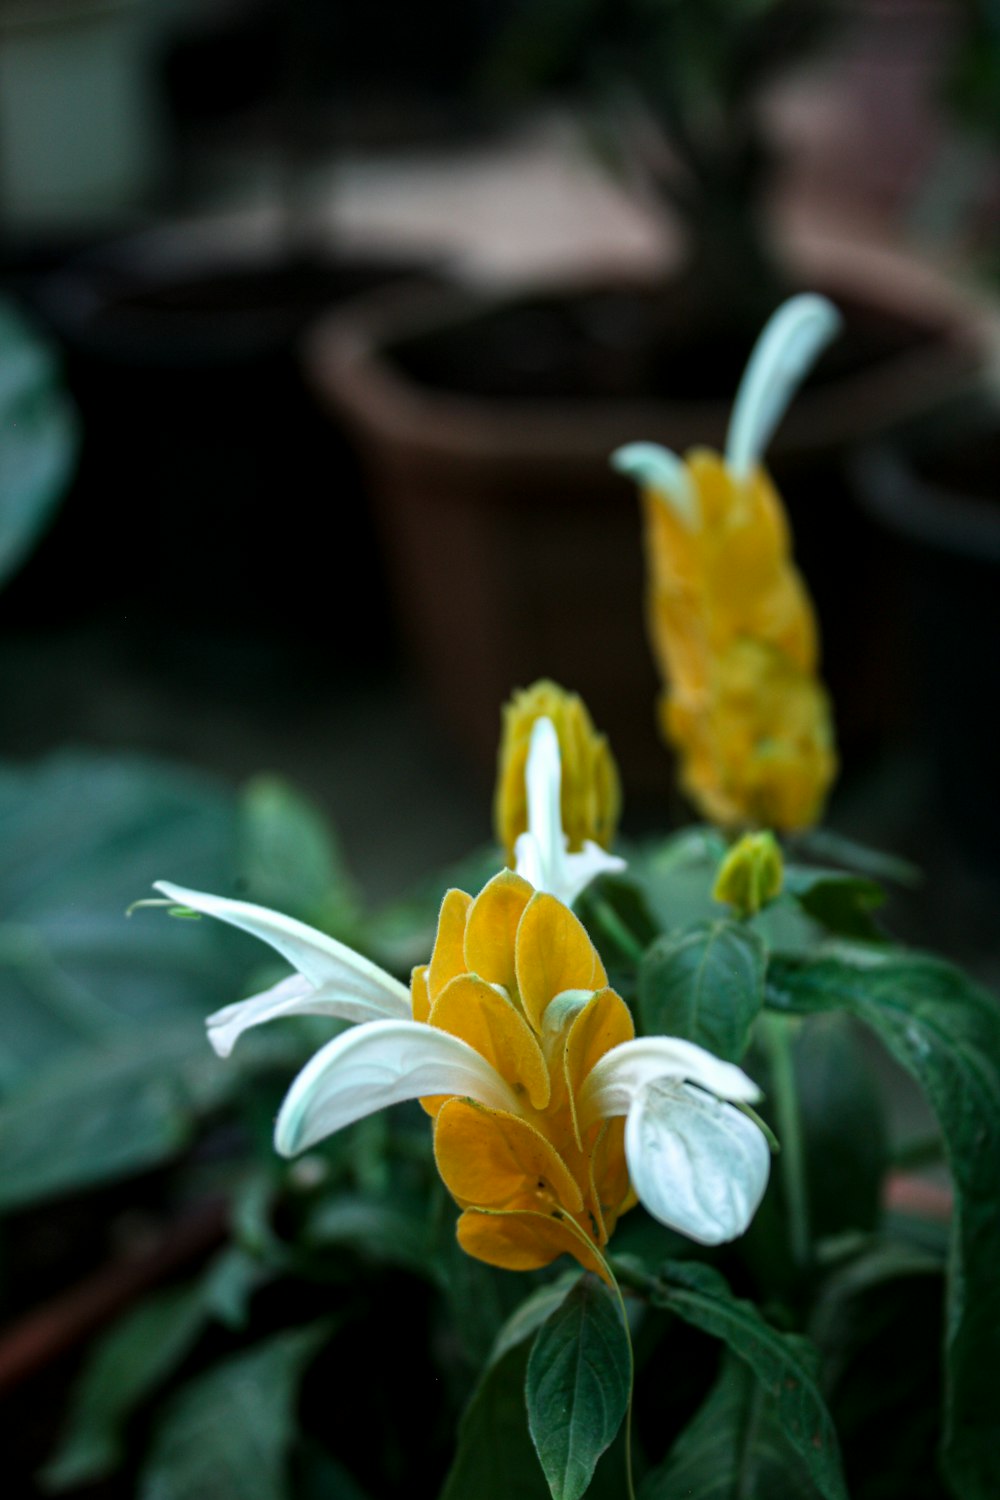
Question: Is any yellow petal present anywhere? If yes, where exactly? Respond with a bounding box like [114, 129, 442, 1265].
[427, 889, 473, 1002]
[456, 1207, 611, 1281]
[410, 964, 431, 1024]
[463, 869, 534, 994]
[429, 974, 550, 1110]
[563, 988, 635, 1147]
[434, 1098, 583, 1214]
[515, 893, 604, 1032]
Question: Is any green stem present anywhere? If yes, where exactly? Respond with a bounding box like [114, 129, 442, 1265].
[607, 1264, 638, 1500]
[762, 1013, 810, 1270]
[591, 898, 646, 965]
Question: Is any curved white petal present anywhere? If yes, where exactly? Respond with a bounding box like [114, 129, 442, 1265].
[612, 443, 698, 527]
[206, 973, 407, 1058]
[154, 881, 410, 1018]
[274, 1018, 521, 1156]
[725, 293, 842, 480]
[579, 1036, 760, 1129]
[625, 1079, 770, 1244]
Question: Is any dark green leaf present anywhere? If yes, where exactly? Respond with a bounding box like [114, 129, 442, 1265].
[638, 920, 765, 1061]
[649, 1262, 847, 1500]
[630, 828, 729, 934]
[139, 1323, 328, 1500]
[0, 300, 77, 590]
[782, 867, 886, 941]
[766, 949, 1000, 1497]
[489, 1274, 581, 1371]
[42, 1284, 205, 1491]
[200, 1246, 271, 1330]
[794, 1013, 887, 1239]
[574, 873, 660, 977]
[302, 1193, 433, 1277]
[639, 1352, 822, 1500]
[526, 1274, 631, 1500]
[439, 1341, 548, 1500]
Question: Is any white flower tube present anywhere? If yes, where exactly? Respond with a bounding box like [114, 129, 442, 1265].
[274, 1018, 522, 1156]
[514, 718, 625, 907]
[579, 1036, 769, 1245]
[154, 881, 411, 1056]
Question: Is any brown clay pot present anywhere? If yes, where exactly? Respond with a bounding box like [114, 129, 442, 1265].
[305, 230, 991, 800]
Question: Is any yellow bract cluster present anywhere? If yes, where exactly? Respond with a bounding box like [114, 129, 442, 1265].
[410, 869, 636, 1278]
[494, 680, 621, 864]
[643, 450, 837, 830]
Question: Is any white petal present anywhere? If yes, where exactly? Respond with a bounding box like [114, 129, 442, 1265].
[524, 717, 563, 881]
[154, 881, 410, 1017]
[206, 973, 405, 1058]
[626, 1079, 770, 1243]
[612, 443, 698, 527]
[274, 1018, 521, 1156]
[559, 840, 627, 907]
[725, 294, 842, 480]
[579, 1036, 760, 1129]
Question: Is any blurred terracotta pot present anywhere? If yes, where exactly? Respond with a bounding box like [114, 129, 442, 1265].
[305, 230, 989, 797]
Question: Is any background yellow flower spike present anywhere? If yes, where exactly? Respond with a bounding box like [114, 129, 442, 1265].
[613, 295, 841, 833]
[494, 679, 621, 864]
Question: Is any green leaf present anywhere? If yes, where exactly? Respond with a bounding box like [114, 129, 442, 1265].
[793, 828, 921, 888]
[639, 1352, 822, 1500]
[782, 866, 886, 941]
[525, 1274, 631, 1500]
[41, 1283, 206, 1491]
[0, 752, 243, 1087]
[489, 1273, 582, 1371]
[439, 1340, 549, 1500]
[794, 1012, 887, 1240]
[302, 1193, 433, 1278]
[139, 1323, 328, 1500]
[649, 1262, 847, 1500]
[237, 776, 362, 936]
[638, 920, 765, 1061]
[574, 872, 660, 977]
[0, 300, 78, 590]
[766, 949, 1000, 1497]
[630, 828, 729, 934]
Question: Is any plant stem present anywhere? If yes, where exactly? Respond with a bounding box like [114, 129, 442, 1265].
[606, 1262, 638, 1500]
[591, 897, 646, 965]
[762, 1013, 811, 1270]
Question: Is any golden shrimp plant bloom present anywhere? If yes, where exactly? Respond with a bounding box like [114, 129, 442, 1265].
[614, 295, 839, 832]
[153, 728, 768, 1277]
[494, 679, 621, 867]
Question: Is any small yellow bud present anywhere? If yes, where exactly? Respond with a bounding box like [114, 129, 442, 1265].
[713, 831, 784, 916]
[494, 680, 621, 865]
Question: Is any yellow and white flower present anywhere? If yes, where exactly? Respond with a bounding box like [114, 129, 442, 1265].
[154, 732, 768, 1275]
[613, 294, 840, 832]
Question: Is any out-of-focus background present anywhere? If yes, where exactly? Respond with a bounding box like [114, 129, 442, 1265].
[1, 0, 998, 1489]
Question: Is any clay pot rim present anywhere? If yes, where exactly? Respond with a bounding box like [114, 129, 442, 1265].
[305, 227, 997, 476]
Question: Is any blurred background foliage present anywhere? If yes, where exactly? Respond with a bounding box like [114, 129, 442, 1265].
[1, 1, 999, 1495]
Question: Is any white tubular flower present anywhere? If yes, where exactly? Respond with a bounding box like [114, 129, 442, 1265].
[513, 717, 625, 907]
[578, 1037, 770, 1245]
[153, 881, 411, 1057]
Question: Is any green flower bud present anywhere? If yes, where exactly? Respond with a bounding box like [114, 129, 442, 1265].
[713, 831, 783, 917]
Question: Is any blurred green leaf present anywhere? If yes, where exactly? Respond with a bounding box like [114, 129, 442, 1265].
[782, 867, 886, 941]
[639, 1351, 822, 1499]
[0, 752, 243, 1087]
[0, 300, 78, 590]
[237, 776, 362, 936]
[630, 828, 728, 933]
[526, 1274, 631, 1500]
[139, 1322, 329, 1500]
[792, 829, 920, 887]
[794, 1012, 887, 1240]
[638, 919, 765, 1060]
[438, 1340, 548, 1500]
[766, 949, 1000, 1497]
[648, 1261, 847, 1500]
[41, 1283, 206, 1492]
